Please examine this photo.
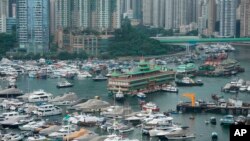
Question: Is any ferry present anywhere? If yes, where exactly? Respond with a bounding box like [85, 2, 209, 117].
[108, 59, 175, 95]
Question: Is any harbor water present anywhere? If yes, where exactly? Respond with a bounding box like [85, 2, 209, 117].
[2, 46, 250, 141]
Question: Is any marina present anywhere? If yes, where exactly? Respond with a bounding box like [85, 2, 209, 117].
[0, 45, 249, 141]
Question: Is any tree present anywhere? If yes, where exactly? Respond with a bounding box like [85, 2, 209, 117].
[107, 19, 179, 57]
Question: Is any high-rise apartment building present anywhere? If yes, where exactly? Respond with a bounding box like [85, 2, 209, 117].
[17, 0, 49, 53]
[165, 0, 174, 29]
[55, 0, 71, 29]
[219, 0, 236, 37]
[142, 0, 152, 25]
[8, 0, 16, 18]
[208, 0, 216, 35]
[240, 0, 250, 37]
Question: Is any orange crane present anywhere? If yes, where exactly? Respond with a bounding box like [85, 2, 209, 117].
[182, 93, 196, 107]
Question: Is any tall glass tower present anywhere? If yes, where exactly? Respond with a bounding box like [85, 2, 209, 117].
[17, 0, 49, 54]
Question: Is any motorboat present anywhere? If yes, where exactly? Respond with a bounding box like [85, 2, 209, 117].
[142, 102, 160, 112]
[175, 77, 203, 87]
[104, 134, 139, 141]
[1, 132, 24, 141]
[211, 132, 218, 141]
[162, 85, 178, 93]
[36, 104, 62, 116]
[235, 115, 246, 125]
[56, 80, 73, 88]
[239, 85, 247, 92]
[92, 74, 107, 81]
[48, 125, 77, 138]
[26, 135, 47, 141]
[149, 124, 179, 137]
[137, 92, 146, 99]
[163, 126, 195, 140]
[115, 88, 124, 101]
[220, 115, 234, 125]
[210, 117, 217, 125]
[49, 92, 78, 106]
[19, 119, 45, 131]
[0, 116, 32, 128]
[0, 111, 28, 121]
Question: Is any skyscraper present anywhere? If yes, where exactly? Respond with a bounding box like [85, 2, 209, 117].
[0, 0, 9, 17]
[142, 0, 152, 25]
[50, 0, 56, 35]
[208, 0, 216, 35]
[132, 0, 142, 19]
[240, 0, 250, 37]
[198, 0, 208, 35]
[165, 0, 174, 30]
[17, 0, 49, 53]
[8, 0, 16, 18]
[219, 0, 236, 37]
[55, 0, 71, 29]
[79, 0, 91, 29]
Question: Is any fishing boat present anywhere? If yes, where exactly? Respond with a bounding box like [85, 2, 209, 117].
[56, 80, 73, 88]
[162, 85, 178, 93]
[175, 77, 203, 87]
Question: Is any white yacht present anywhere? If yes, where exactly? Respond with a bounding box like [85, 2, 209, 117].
[1, 133, 24, 141]
[26, 135, 47, 141]
[0, 111, 28, 121]
[48, 125, 77, 138]
[19, 119, 45, 131]
[36, 104, 62, 116]
[21, 90, 53, 103]
[104, 134, 139, 141]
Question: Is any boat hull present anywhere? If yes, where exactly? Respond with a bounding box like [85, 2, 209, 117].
[175, 81, 203, 87]
[56, 84, 73, 88]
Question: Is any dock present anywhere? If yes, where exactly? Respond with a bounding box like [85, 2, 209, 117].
[177, 103, 250, 115]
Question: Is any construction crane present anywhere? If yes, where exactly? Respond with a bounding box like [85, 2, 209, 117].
[182, 93, 196, 107]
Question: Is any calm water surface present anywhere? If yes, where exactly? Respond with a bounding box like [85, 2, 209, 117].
[11, 46, 250, 141]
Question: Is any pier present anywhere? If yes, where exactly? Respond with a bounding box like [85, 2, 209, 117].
[177, 103, 250, 115]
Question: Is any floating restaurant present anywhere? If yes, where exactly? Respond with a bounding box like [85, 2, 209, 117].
[108, 60, 175, 95]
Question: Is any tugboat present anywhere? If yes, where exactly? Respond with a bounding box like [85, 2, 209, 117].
[92, 74, 107, 81]
[175, 77, 203, 87]
[115, 88, 124, 101]
[56, 81, 73, 88]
